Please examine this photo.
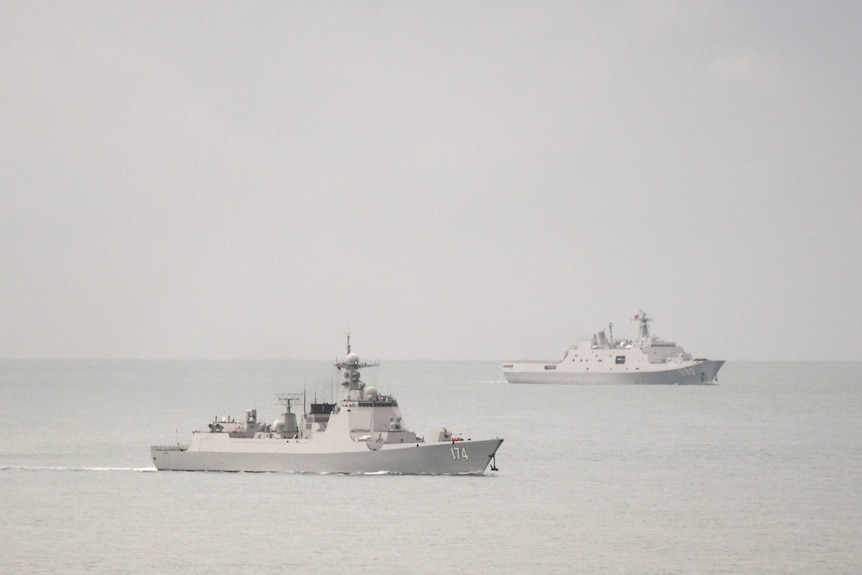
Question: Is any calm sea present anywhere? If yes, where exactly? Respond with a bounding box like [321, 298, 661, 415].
[1, 360, 860, 574]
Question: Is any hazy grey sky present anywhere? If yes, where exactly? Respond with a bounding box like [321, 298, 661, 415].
[2, 2, 860, 361]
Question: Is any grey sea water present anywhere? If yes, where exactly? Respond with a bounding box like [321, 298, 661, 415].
[1, 360, 860, 574]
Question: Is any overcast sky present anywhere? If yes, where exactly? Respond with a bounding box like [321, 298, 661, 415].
[2, 2, 860, 361]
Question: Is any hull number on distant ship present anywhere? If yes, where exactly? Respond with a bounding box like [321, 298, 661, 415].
[451, 447, 468, 460]
[678, 367, 697, 376]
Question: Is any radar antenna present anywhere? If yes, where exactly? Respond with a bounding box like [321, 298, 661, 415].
[277, 393, 305, 416]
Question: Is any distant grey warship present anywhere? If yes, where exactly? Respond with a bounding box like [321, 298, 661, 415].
[152, 338, 503, 474]
[503, 311, 724, 384]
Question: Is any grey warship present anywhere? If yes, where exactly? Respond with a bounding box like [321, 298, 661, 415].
[503, 311, 724, 384]
[151, 338, 503, 474]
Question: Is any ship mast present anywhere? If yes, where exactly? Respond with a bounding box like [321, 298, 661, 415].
[635, 311, 652, 340]
[337, 333, 379, 400]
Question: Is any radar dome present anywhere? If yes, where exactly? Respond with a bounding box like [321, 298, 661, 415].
[344, 352, 360, 366]
[365, 386, 378, 401]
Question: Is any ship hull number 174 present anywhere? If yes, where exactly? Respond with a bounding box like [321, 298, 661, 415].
[451, 446, 468, 460]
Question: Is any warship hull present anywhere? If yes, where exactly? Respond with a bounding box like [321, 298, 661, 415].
[503, 359, 724, 385]
[151, 438, 503, 474]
